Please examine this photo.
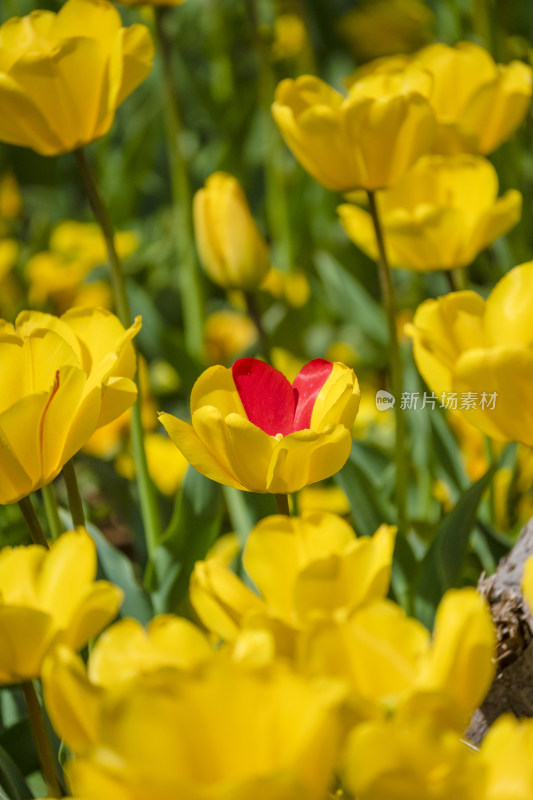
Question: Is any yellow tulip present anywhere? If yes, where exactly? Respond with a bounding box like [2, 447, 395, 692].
[342, 714, 481, 800]
[243, 513, 396, 627]
[0, 307, 140, 504]
[479, 715, 533, 800]
[193, 172, 270, 290]
[0, 529, 122, 684]
[190, 513, 395, 654]
[43, 615, 213, 752]
[357, 42, 533, 154]
[339, 155, 521, 271]
[302, 588, 494, 731]
[159, 357, 360, 493]
[62, 660, 343, 800]
[272, 67, 436, 192]
[418, 41, 533, 155]
[408, 261, 533, 444]
[0, 0, 154, 156]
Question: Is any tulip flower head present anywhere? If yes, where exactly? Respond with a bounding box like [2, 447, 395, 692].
[0, 307, 140, 504]
[0, 0, 154, 156]
[272, 67, 436, 192]
[159, 357, 360, 493]
[339, 155, 522, 271]
[408, 261, 533, 445]
[193, 172, 270, 290]
[0, 529, 122, 684]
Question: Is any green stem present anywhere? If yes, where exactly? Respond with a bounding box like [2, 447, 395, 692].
[22, 681, 62, 798]
[18, 496, 48, 548]
[367, 190, 407, 532]
[154, 8, 204, 360]
[244, 292, 270, 360]
[275, 493, 290, 515]
[41, 484, 63, 541]
[74, 147, 161, 558]
[63, 460, 85, 528]
[74, 148, 131, 327]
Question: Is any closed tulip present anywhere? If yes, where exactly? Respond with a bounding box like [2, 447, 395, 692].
[271, 67, 436, 192]
[0, 529, 122, 684]
[0, 0, 154, 156]
[338, 155, 521, 271]
[193, 173, 270, 290]
[159, 357, 360, 493]
[408, 262, 533, 444]
[0, 307, 140, 504]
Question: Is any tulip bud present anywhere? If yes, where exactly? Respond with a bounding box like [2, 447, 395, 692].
[193, 173, 270, 290]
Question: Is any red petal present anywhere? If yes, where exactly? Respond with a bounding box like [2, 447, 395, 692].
[232, 358, 295, 437]
[292, 359, 333, 430]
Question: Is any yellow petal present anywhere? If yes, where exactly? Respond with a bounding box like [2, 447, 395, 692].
[159, 411, 245, 490]
[42, 645, 103, 752]
[267, 425, 352, 493]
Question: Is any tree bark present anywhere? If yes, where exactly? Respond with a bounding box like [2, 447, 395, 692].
[466, 518, 533, 745]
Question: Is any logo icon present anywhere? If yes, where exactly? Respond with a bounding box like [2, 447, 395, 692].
[375, 390, 395, 411]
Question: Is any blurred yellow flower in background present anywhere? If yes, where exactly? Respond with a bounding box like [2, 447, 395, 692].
[409, 262, 533, 444]
[0, 308, 140, 504]
[272, 67, 436, 192]
[0, 171, 22, 223]
[357, 42, 533, 154]
[339, 155, 521, 271]
[194, 172, 270, 290]
[115, 432, 188, 495]
[0, 0, 154, 156]
[272, 13, 308, 61]
[26, 220, 138, 312]
[261, 267, 311, 307]
[204, 310, 258, 365]
[0, 529, 122, 683]
[339, 0, 435, 62]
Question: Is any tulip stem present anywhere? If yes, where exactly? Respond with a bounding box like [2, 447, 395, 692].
[63, 460, 86, 528]
[245, 292, 270, 360]
[275, 494, 290, 515]
[18, 496, 49, 549]
[154, 8, 204, 360]
[367, 190, 407, 532]
[41, 484, 63, 541]
[74, 147, 161, 560]
[22, 681, 63, 798]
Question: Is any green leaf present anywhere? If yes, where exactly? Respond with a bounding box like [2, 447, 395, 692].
[414, 466, 496, 628]
[58, 510, 153, 625]
[150, 467, 225, 614]
[335, 445, 395, 537]
[313, 251, 388, 349]
[0, 745, 32, 800]
[0, 720, 38, 777]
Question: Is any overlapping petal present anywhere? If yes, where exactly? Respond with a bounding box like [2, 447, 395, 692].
[0, 0, 154, 155]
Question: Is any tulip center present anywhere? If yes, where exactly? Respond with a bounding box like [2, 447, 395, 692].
[232, 358, 333, 437]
